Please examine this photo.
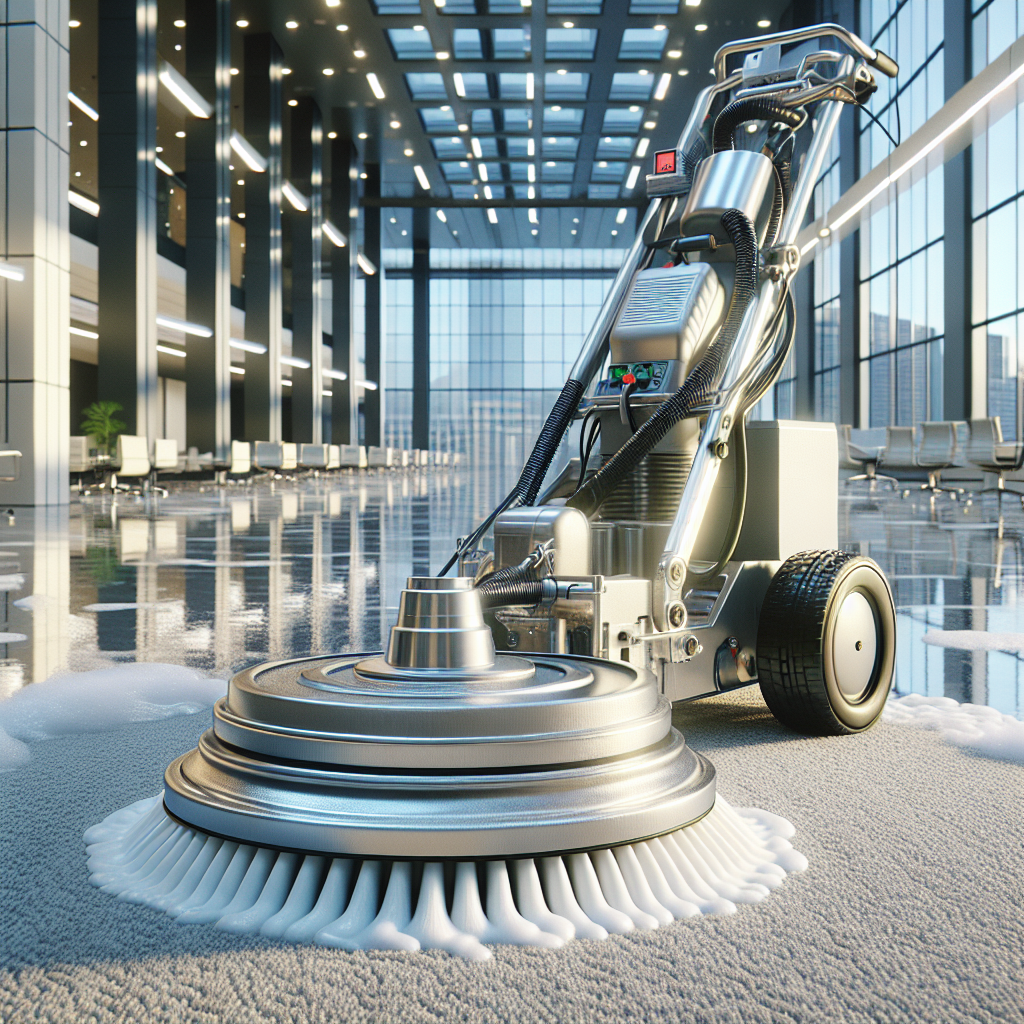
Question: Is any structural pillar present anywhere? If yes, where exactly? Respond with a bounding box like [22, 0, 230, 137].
[944, 0, 973, 422]
[0, 4, 70, 505]
[330, 135, 357, 445]
[363, 162, 382, 447]
[288, 98, 323, 444]
[184, 0, 232, 460]
[837, 101, 859, 427]
[97, 0, 159, 444]
[412, 206, 430, 448]
[243, 33, 283, 443]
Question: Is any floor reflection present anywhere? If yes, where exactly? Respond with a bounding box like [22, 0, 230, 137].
[0, 473, 1020, 718]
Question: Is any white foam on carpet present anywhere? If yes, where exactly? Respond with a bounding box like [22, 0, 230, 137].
[0, 664, 226, 771]
[885, 694, 1024, 765]
[922, 630, 1024, 651]
[84, 795, 806, 961]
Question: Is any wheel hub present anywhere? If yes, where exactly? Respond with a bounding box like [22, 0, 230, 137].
[831, 590, 878, 701]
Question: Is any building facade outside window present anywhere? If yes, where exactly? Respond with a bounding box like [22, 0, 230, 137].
[857, 0, 945, 427]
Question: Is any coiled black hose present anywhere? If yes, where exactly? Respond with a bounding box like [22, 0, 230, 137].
[566, 208, 759, 519]
[477, 563, 545, 609]
[514, 378, 586, 506]
[712, 98, 803, 153]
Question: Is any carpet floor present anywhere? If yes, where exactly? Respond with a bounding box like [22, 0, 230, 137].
[1, 687, 1021, 1024]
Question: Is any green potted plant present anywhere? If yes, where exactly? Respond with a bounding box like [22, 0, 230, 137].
[80, 400, 126, 460]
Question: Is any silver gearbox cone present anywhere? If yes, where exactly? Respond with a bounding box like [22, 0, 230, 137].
[164, 577, 716, 859]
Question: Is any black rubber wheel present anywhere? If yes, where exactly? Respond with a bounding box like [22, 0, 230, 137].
[756, 550, 895, 736]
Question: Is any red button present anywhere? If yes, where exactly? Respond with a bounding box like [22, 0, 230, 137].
[623, 373, 636, 385]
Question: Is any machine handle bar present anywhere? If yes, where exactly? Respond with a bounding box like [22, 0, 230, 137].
[713, 22, 898, 83]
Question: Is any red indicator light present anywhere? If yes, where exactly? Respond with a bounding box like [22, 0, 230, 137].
[623, 373, 636, 385]
[654, 150, 676, 175]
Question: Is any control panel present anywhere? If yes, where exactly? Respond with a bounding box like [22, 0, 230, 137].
[596, 361, 670, 396]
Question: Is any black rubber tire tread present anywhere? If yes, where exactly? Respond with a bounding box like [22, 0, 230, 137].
[756, 549, 895, 736]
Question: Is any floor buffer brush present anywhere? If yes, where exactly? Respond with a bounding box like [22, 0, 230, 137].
[85, 577, 806, 961]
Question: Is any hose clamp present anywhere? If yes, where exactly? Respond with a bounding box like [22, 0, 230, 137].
[762, 243, 800, 281]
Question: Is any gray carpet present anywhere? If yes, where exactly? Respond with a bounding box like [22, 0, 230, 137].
[1, 687, 1022, 1024]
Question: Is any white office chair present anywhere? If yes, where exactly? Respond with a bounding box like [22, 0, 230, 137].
[299, 443, 329, 474]
[281, 443, 298, 474]
[112, 435, 151, 496]
[150, 438, 179, 496]
[253, 441, 283, 475]
[327, 445, 341, 471]
[225, 440, 251, 483]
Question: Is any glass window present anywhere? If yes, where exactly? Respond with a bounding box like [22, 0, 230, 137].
[541, 136, 579, 159]
[545, 28, 598, 61]
[544, 72, 590, 101]
[543, 107, 585, 132]
[404, 73, 446, 101]
[595, 136, 636, 159]
[608, 73, 654, 102]
[419, 108, 459, 133]
[431, 137, 469, 160]
[453, 29, 484, 60]
[387, 28, 436, 60]
[617, 28, 668, 61]
[493, 28, 531, 60]
[601, 108, 644, 133]
[456, 72, 490, 100]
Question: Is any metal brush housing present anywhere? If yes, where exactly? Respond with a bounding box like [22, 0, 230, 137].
[164, 576, 716, 859]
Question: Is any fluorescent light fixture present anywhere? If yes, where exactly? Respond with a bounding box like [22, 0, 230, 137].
[528, 208, 538, 224]
[230, 338, 268, 354]
[281, 378, 292, 386]
[625, 165, 641, 190]
[322, 220, 348, 247]
[526, 73, 534, 100]
[157, 344, 186, 358]
[155, 157, 174, 176]
[156, 314, 213, 337]
[158, 61, 213, 118]
[281, 354, 311, 369]
[324, 368, 348, 380]
[527, 185, 535, 199]
[527, 164, 536, 182]
[322, 390, 333, 397]
[435, 51, 450, 60]
[436, 209, 447, 223]
[230, 365, 245, 375]
[366, 73, 385, 100]
[616, 208, 628, 224]
[635, 138, 650, 158]
[471, 137, 483, 158]
[654, 73, 672, 101]
[69, 325, 98, 338]
[483, 185, 493, 199]
[478, 163, 488, 182]
[69, 190, 99, 216]
[358, 380, 378, 391]
[487, 208, 498, 224]
[356, 252, 377, 275]
[454, 73, 466, 97]
[68, 91, 98, 121]
[282, 181, 309, 211]
[413, 164, 430, 190]
[799, 238, 819, 257]
[0, 261, 25, 283]
[685, 0, 700, 5]
[230, 131, 267, 172]
[527, 138, 535, 156]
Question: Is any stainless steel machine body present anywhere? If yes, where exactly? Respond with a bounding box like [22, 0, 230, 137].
[483, 26, 892, 706]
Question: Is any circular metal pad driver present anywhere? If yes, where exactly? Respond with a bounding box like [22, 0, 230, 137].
[164, 577, 716, 859]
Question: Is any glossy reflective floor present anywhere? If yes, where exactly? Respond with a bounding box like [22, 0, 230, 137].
[0, 470, 1021, 718]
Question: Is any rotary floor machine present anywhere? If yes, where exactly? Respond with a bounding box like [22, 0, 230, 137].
[86, 24, 898, 959]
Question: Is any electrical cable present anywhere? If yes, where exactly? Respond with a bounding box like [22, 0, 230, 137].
[858, 102, 899, 150]
[576, 412, 601, 492]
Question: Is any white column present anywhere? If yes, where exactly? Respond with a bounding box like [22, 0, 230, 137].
[0, 2, 70, 505]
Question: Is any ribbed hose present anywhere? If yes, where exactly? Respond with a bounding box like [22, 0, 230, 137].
[514, 379, 586, 506]
[765, 165, 784, 247]
[567, 209, 759, 519]
[712, 98, 803, 153]
[477, 563, 545, 609]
